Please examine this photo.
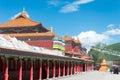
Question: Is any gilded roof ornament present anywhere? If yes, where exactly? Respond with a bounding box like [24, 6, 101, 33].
[65, 32, 68, 37]
[22, 7, 26, 14]
[50, 27, 53, 33]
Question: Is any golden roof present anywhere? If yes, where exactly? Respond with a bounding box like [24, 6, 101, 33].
[63, 34, 73, 41]
[81, 54, 91, 60]
[6, 33, 55, 37]
[73, 39, 81, 44]
[0, 10, 47, 29]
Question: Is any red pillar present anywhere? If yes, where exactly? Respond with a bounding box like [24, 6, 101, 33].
[3, 58, 8, 80]
[75, 63, 77, 74]
[74, 62, 75, 74]
[18, 59, 22, 80]
[79, 64, 81, 72]
[78, 63, 79, 73]
[38, 60, 42, 80]
[70, 62, 72, 75]
[74, 62, 76, 74]
[67, 62, 69, 75]
[13, 59, 17, 71]
[79, 63, 80, 73]
[30, 60, 33, 80]
[85, 62, 87, 71]
[78, 63, 80, 73]
[62, 61, 65, 76]
[46, 60, 49, 79]
[77, 63, 79, 73]
[76, 63, 78, 73]
[52, 60, 55, 78]
[58, 61, 60, 77]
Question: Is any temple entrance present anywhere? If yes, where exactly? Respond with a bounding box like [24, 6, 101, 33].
[60, 61, 63, 76]
[22, 59, 30, 80]
[42, 60, 47, 79]
[55, 61, 58, 77]
[8, 58, 18, 80]
[82, 63, 85, 72]
[33, 60, 39, 80]
[49, 60, 53, 78]
[65, 61, 67, 75]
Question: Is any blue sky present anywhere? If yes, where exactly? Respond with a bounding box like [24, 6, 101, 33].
[0, 0, 120, 49]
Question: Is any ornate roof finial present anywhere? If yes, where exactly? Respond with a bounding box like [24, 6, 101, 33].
[50, 27, 53, 33]
[66, 32, 68, 37]
[22, 7, 26, 14]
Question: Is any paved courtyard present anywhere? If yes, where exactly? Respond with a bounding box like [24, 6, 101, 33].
[50, 71, 120, 80]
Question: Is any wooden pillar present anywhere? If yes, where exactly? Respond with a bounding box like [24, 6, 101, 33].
[67, 62, 69, 75]
[76, 63, 77, 73]
[52, 60, 55, 78]
[38, 60, 42, 80]
[46, 60, 49, 79]
[70, 62, 72, 75]
[58, 61, 60, 77]
[73, 62, 75, 74]
[79, 64, 81, 72]
[18, 59, 22, 80]
[77, 63, 79, 73]
[69, 62, 71, 75]
[74, 62, 76, 74]
[63, 61, 65, 76]
[76, 62, 77, 73]
[77, 63, 78, 73]
[75, 62, 77, 74]
[3, 57, 8, 80]
[13, 59, 16, 71]
[72, 62, 74, 74]
[78, 63, 80, 73]
[85, 62, 87, 71]
[30, 60, 33, 80]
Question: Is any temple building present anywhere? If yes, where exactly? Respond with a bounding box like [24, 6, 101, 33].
[0, 9, 54, 49]
[0, 9, 93, 80]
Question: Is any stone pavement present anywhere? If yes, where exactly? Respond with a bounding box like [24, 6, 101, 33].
[49, 71, 120, 80]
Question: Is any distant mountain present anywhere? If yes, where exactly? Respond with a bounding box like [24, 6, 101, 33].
[88, 42, 120, 63]
[104, 42, 120, 61]
[106, 42, 120, 52]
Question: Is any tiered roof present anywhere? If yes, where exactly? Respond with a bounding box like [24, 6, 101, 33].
[0, 9, 49, 32]
[63, 34, 73, 41]
[81, 54, 92, 60]
[73, 39, 81, 44]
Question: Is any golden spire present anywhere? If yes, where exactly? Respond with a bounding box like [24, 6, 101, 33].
[61, 35, 64, 39]
[22, 7, 26, 14]
[50, 27, 53, 33]
[66, 32, 68, 37]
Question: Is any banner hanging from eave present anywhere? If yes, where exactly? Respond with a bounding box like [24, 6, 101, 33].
[53, 37, 65, 51]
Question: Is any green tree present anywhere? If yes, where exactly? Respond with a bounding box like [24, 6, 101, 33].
[88, 43, 107, 65]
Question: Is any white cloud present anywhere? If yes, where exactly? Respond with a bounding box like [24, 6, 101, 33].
[104, 24, 120, 35]
[75, 24, 120, 51]
[77, 31, 108, 51]
[104, 28, 120, 35]
[47, 0, 60, 6]
[60, 0, 94, 13]
[107, 24, 115, 29]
